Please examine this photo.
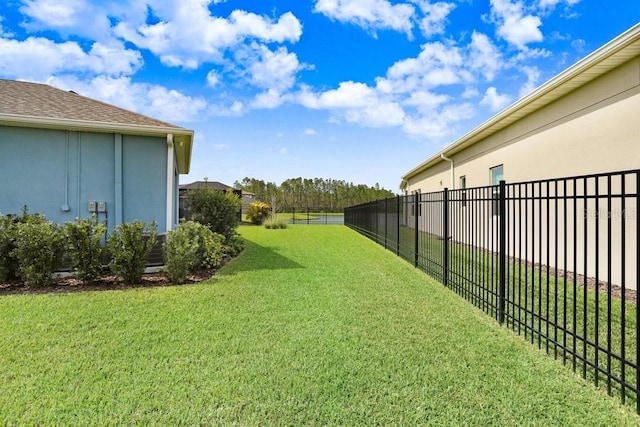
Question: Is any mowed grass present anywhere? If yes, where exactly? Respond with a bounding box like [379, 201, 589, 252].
[1, 226, 638, 425]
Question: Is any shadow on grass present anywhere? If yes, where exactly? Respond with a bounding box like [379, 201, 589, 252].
[220, 239, 304, 274]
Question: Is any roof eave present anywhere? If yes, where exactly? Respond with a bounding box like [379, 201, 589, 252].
[401, 22, 640, 183]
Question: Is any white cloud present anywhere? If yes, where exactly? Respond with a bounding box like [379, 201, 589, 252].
[518, 66, 541, 97]
[380, 41, 470, 94]
[206, 70, 221, 87]
[413, 1, 456, 38]
[114, 5, 302, 69]
[462, 87, 480, 99]
[344, 101, 405, 127]
[50, 75, 208, 123]
[251, 89, 287, 109]
[538, 0, 581, 10]
[314, 0, 415, 36]
[489, 0, 543, 49]
[214, 143, 229, 151]
[245, 44, 304, 92]
[0, 36, 142, 80]
[294, 32, 509, 138]
[480, 86, 511, 112]
[571, 38, 586, 52]
[209, 100, 245, 117]
[300, 81, 378, 109]
[469, 32, 502, 81]
[19, 0, 125, 43]
[303, 128, 317, 136]
[403, 90, 449, 112]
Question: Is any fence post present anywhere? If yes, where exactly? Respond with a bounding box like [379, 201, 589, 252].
[498, 180, 507, 325]
[636, 171, 640, 414]
[414, 192, 419, 268]
[384, 198, 388, 250]
[397, 195, 401, 256]
[443, 188, 449, 287]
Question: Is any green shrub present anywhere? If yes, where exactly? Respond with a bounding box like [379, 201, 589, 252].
[0, 207, 46, 282]
[200, 229, 225, 269]
[164, 221, 227, 284]
[0, 214, 17, 281]
[64, 217, 107, 284]
[264, 219, 288, 229]
[246, 202, 271, 225]
[13, 215, 65, 286]
[223, 231, 245, 257]
[107, 221, 157, 284]
[188, 189, 241, 241]
[163, 225, 199, 285]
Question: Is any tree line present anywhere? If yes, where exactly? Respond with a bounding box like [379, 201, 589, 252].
[233, 177, 397, 213]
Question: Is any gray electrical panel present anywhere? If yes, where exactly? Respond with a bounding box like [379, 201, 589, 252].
[88, 201, 107, 213]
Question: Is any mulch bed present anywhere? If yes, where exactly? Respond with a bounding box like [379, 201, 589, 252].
[0, 269, 217, 296]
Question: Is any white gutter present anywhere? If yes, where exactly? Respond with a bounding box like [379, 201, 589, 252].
[440, 153, 454, 190]
[166, 134, 175, 232]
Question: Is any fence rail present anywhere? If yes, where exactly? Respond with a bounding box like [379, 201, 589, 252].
[284, 208, 344, 225]
[344, 169, 640, 412]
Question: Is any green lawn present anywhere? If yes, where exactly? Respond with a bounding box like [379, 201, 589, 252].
[389, 223, 638, 400]
[0, 225, 637, 425]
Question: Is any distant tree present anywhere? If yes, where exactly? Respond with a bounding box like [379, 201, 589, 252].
[188, 188, 242, 241]
[235, 177, 396, 211]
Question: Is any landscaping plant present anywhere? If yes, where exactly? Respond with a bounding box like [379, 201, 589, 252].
[107, 220, 157, 284]
[64, 216, 107, 284]
[264, 218, 287, 229]
[187, 188, 241, 241]
[0, 214, 17, 281]
[246, 201, 271, 225]
[12, 213, 64, 286]
[164, 221, 225, 284]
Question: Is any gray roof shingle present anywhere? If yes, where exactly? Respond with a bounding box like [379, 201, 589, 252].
[0, 79, 183, 129]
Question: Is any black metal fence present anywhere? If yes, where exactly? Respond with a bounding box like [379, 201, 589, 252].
[287, 208, 344, 225]
[345, 169, 640, 412]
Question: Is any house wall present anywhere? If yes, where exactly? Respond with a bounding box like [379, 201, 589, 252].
[403, 57, 640, 291]
[0, 127, 171, 233]
[122, 135, 168, 228]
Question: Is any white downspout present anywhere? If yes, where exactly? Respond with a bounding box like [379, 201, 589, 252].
[166, 134, 175, 232]
[440, 153, 455, 189]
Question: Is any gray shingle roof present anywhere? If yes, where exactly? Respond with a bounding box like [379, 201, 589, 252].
[180, 181, 234, 191]
[0, 79, 183, 129]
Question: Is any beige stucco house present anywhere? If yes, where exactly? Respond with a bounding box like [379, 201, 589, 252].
[400, 24, 640, 291]
[401, 23, 640, 193]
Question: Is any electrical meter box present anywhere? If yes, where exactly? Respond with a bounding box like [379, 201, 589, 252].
[97, 201, 107, 213]
[88, 201, 96, 212]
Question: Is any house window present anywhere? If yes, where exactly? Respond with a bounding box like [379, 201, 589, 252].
[460, 176, 467, 208]
[410, 190, 422, 217]
[490, 165, 503, 216]
[490, 165, 504, 186]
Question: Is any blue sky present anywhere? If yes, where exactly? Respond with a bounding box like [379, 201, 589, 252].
[0, 1, 638, 192]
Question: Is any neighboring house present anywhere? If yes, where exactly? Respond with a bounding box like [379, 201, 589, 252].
[178, 181, 242, 220]
[240, 190, 256, 217]
[399, 24, 640, 291]
[0, 79, 194, 235]
[400, 23, 640, 192]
